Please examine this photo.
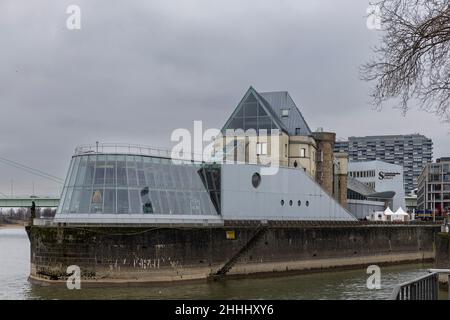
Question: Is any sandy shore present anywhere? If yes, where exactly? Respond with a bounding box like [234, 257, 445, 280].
[0, 223, 26, 229]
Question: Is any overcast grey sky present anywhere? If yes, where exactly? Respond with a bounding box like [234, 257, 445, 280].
[0, 0, 449, 196]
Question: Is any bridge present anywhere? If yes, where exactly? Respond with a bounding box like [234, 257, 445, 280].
[0, 196, 60, 208]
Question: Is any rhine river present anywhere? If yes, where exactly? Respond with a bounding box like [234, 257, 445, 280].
[0, 227, 444, 300]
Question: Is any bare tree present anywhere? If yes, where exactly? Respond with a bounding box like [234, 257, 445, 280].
[362, 0, 450, 121]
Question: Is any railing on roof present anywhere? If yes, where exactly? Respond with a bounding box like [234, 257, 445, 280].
[73, 143, 292, 167]
[74, 143, 174, 158]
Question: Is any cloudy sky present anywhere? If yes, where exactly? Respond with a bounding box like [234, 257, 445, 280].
[1, 0, 449, 196]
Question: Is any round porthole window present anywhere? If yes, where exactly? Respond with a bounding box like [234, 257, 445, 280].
[289, 200, 293, 206]
[252, 172, 261, 188]
[281, 199, 285, 206]
[298, 200, 301, 206]
[306, 200, 310, 207]
[293, 161, 298, 168]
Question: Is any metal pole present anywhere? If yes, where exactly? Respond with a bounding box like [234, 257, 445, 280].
[448, 274, 450, 300]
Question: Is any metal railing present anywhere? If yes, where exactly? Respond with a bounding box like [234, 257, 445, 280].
[390, 269, 450, 300]
[74, 143, 174, 158]
[74, 143, 292, 167]
[390, 272, 438, 300]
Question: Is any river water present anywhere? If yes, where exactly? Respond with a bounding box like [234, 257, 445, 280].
[0, 227, 444, 300]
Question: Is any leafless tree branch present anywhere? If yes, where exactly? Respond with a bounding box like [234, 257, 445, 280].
[361, 0, 450, 122]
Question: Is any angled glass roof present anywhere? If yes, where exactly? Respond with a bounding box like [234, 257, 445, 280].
[57, 154, 220, 216]
[222, 87, 312, 136]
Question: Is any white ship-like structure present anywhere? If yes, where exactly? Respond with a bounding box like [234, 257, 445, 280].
[53, 143, 356, 225]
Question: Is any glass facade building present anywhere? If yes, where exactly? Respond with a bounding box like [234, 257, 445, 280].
[57, 154, 220, 216]
[417, 157, 450, 213]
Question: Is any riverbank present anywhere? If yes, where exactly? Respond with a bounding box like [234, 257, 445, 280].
[0, 223, 26, 229]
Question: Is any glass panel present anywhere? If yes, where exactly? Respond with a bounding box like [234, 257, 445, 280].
[68, 157, 80, 187]
[79, 188, 91, 213]
[150, 190, 161, 214]
[257, 103, 267, 116]
[235, 106, 244, 117]
[61, 187, 72, 213]
[117, 189, 129, 213]
[244, 102, 258, 117]
[200, 192, 212, 215]
[165, 167, 174, 189]
[90, 188, 103, 213]
[136, 160, 146, 187]
[246, 93, 257, 102]
[105, 157, 116, 186]
[140, 187, 153, 214]
[145, 166, 156, 189]
[69, 188, 82, 213]
[244, 117, 257, 130]
[188, 192, 201, 215]
[168, 191, 180, 215]
[103, 188, 116, 213]
[75, 157, 87, 186]
[129, 189, 141, 213]
[94, 160, 106, 186]
[228, 118, 244, 130]
[116, 158, 127, 187]
[83, 156, 96, 186]
[127, 157, 138, 186]
[159, 191, 170, 214]
[258, 116, 273, 131]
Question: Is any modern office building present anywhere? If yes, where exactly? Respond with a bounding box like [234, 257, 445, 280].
[335, 134, 433, 194]
[216, 86, 348, 206]
[348, 161, 406, 211]
[417, 157, 450, 215]
[346, 176, 394, 219]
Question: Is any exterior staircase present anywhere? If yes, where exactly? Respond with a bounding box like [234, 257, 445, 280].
[209, 224, 268, 280]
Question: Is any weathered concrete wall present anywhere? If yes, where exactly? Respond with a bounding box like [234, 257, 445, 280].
[27, 224, 438, 285]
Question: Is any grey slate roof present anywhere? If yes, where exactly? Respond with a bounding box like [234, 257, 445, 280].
[221, 87, 312, 136]
[259, 91, 312, 136]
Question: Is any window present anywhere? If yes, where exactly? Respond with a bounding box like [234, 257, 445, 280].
[256, 142, 267, 155]
[298, 200, 301, 206]
[295, 128, 302, 135]
[289, 200, 293, 206]
[252, 172, 261, 188]
[300, 148, 306, 158]
[281, 109, 289, 117]
[306, 200, 309, 207]
[281, 199, 285, 206]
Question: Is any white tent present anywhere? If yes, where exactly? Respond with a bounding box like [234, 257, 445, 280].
[395, 207, 408, 216]
[394, 207, 409, 222]
[390, 207, 408, 221]
[384, 207, 394, 216]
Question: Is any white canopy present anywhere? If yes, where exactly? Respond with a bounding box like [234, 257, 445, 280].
[384, 207, 394, 215]
[395, 207, 409, 216]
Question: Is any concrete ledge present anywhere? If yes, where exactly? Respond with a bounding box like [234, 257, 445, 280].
[28, 252, 434, 287]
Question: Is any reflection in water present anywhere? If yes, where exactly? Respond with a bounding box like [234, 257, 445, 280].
[0, 228, 442, 300]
